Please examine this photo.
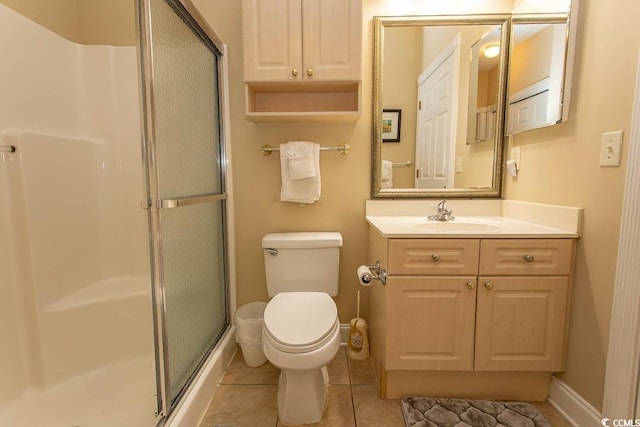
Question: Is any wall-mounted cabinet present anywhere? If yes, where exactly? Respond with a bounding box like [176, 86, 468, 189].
[242, 0, 362, 121]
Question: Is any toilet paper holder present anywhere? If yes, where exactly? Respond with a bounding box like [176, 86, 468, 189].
[365, 261, 387, 286]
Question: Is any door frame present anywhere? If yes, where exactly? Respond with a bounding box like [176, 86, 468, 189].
[602, 49, 640, 420]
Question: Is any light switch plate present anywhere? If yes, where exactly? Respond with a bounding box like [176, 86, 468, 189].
[455, 156, 462, 173]
[600, 131, 623, 167]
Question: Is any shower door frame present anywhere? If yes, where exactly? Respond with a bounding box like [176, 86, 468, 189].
[136, 0, 231, 419]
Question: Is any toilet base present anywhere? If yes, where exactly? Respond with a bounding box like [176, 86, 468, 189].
[277, 366, 329, 424]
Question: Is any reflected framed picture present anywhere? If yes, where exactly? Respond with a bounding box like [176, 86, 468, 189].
[382, 109, 401, 142]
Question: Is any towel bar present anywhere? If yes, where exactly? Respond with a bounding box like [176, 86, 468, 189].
[261, 144, 350, 156]
[392, 160, 412, 167]
[0, 145, 16, 153]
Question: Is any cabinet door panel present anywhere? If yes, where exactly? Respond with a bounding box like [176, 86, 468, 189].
[475, 276, 569, 371]
[302, 0, 362, 80]
[243, 0, 302, 81]
[388, 239, 480, 275]
[479, 239, 574, 276]
[386, 276, 477, 371]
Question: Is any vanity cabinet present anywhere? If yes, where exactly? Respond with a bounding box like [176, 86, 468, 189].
[242, 0, 362, 121]
[369, 231, 577, 399]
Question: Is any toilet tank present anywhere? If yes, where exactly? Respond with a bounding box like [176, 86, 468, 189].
[262, 232, 343, 297]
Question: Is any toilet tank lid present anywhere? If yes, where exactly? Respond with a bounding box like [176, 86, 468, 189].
[262, 232, 343, 249]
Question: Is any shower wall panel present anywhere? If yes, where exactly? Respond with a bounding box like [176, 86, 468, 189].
[0, 3, 156, 424]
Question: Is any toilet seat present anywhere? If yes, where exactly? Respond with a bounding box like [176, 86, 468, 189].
[264, 292, 338, 354]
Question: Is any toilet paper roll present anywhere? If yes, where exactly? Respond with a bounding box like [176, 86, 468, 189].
[357, 265, 372, 286]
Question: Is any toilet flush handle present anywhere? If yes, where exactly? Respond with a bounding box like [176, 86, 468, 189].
[265, 248, 278, 256]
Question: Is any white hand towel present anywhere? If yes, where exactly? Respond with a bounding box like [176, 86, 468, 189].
[284, 142, 316, 180]
[280, 141, 321, 203]
[381, 160, 393, 189]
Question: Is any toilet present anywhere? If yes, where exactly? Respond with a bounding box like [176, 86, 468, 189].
[261, 232, 342, 425]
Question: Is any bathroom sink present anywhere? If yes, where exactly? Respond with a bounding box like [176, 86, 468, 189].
[412, 219, 502, 232]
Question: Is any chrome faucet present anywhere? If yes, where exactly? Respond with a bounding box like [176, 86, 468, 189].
[428, 200, 455, 221]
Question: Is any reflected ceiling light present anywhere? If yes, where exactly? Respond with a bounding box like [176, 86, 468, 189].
[483, 44, 500, 58]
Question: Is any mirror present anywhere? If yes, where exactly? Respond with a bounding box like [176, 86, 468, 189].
[372, 16, 510, 198]
[506, 11, 577, 135]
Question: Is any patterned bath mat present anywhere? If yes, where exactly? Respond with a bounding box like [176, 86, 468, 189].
[401, 397, 551, 427]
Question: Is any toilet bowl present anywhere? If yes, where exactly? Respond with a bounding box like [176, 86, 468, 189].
[262, 291, 340, 425]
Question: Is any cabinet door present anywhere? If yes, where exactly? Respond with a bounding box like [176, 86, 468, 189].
[302, 0, 362, 81]
[243, 0, 302, 81]
[475, 276, 569, 372]
[386, 276, 477, 371]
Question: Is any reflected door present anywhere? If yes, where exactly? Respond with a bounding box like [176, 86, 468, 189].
[415, 46, 458, 189]
[139, 0, 228, 416]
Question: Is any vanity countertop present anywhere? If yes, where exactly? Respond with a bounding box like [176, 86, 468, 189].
[366, 215, 580, 238]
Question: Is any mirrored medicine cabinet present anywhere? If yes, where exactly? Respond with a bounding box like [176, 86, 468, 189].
[371, 1, 578, 199]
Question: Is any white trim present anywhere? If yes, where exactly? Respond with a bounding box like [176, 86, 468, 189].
[509, 77, 550, 104]
[549, 377, 603, 427]
[221, 44, 237, 317]
[602, 48, 640, 420]
[448, 39, 461, 188]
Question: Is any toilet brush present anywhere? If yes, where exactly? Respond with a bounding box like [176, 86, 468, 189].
[349, 291, 363, 350]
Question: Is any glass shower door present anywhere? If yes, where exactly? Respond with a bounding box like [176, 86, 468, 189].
[138, 0, 228, 415]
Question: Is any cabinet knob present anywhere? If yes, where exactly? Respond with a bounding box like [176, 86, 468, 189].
[307, 68, 313, 76]
[524, 254, 535, 263]
[484, 282, 494, 291]
[431, 254, 440, 262]
[466, 282, 475, 290]
[292, 69, 298, 77]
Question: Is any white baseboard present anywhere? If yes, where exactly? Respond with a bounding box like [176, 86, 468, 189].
[549, 377, 603, 427]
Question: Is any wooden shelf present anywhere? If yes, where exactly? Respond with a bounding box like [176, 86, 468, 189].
[244, 81, 361, 122]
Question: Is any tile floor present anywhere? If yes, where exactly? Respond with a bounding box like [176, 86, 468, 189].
[199, 346, 572, 427]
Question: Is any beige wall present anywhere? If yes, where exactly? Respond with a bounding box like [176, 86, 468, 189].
[381, 26, 421, 188]
[0, 0, 79, 41]
[453, 27, 502, 189]
[505, 0, 639, 410]
[194, 0, 634, 412]
[0, 0, 135, 45]
[510, 24, 553, 93]
[192, 0, 513, 329]
[75, 0, 136, 46]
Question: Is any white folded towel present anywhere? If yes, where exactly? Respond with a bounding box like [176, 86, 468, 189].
[284, 142, 316, 180]
[280, 141, 321, 203]
[381, 160, 393, 189]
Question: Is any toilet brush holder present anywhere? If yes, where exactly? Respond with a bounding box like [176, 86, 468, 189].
[347, 317, 369, 360]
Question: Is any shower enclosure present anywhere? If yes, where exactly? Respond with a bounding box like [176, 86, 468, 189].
[0, 0, 232, 425]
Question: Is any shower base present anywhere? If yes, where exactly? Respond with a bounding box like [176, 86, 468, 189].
[0, 356, 158, 427]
